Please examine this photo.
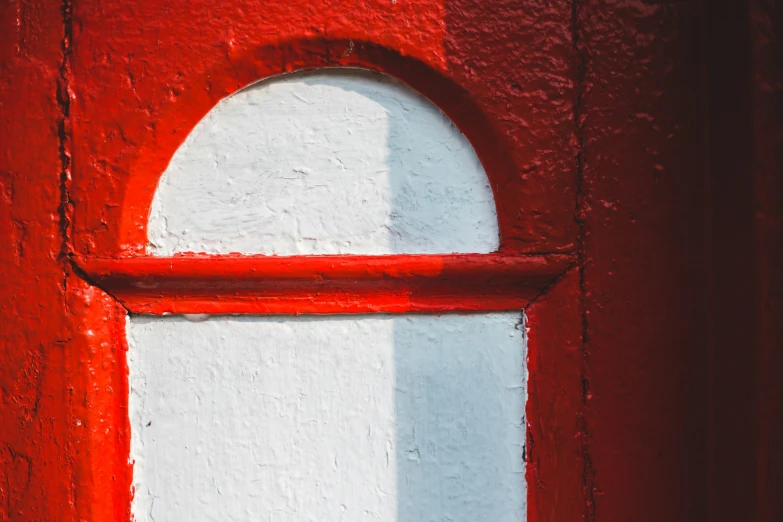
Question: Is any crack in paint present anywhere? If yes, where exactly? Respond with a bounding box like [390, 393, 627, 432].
[57, 0, 80, 517]
[57, 0, 73, 262]
[571, 0, 598, 520]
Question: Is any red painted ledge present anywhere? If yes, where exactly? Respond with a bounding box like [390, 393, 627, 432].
[75, 253, 575, 314]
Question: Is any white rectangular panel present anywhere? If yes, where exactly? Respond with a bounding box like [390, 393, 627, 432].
[128, 313, 526, 521]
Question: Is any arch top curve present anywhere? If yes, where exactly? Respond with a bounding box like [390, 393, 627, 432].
[97, 39, 520, 257]
[69, 38, 578, 314]
[147, 68, 500, 256]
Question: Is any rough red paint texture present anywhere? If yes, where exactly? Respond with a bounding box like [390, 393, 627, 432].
[0, 1, 73, 518]
[0, 2, 131, 520]
[579, 1, 708, 520]
[524, 269, 584, 522]
[2, 0, 781, 521]
[67, 0, 576, 257]
[64, 2, 578, 516]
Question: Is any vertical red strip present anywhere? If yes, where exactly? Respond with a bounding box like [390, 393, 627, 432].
[0, 0, 75, 519]
[66, 275, 132, 522]
[525, 270, 585, 522]
[1, 2, 133, 520]
[580, 1, 709, 520]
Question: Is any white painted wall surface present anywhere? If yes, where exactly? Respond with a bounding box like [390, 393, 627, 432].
[128, 314, 526, 522]
[147, 69, 499, 255]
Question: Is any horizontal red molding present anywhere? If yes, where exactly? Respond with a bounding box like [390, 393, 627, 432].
[75, 253, 575, 314]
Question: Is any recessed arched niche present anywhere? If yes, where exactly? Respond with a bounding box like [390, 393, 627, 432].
[129, 69, 525, 522]
[147, 69, 500, 255]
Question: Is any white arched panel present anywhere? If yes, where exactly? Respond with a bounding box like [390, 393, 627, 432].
[128, 313, 526, 522]
[147, 69, 499, 255]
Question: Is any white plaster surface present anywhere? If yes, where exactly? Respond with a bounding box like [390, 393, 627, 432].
[147, 69, 499, 255]
[128, 313, 526, 522]
[133, 69, 524, 521]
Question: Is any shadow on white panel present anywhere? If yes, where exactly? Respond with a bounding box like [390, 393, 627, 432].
[128, 314, 526, 522]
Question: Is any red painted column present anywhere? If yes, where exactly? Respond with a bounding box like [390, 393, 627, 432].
[0, 1, 74, 519]
[579, 1, 709, 520]
[0, 2, 132, 520]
